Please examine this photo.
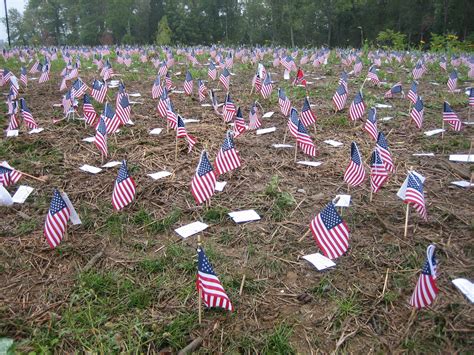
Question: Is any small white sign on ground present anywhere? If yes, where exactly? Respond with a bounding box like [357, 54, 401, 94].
[175, 221, 208, 239]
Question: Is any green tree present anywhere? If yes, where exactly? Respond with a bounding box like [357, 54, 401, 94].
[156, 16, 172, 45]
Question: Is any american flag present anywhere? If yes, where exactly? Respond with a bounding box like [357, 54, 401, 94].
[367, 66, 380, 85]
[370, 149, 388, 193]
[364, 107, 378, 141]
[447, 70, 457, 92]
[43, 189, 71, 249]
[410, 244, 438, 309]
[407, 81, 418, 104]
[344, 142, 366, 187]
[353, 57, 362, 75]
[177, 115, 196, 152]
[72, 78, 88, 99]
[157, 88, 170, 118]
[210, 89, 221, 115]
[233, 107, 247, 138]
[248, 102, 261, 130]
[151, 76, 163, 99]
[62, 90, 74, 115]
[405, 172, 427, 220]
[260, 73, 273, 99]
[333, 84, 348, 111]
[166, 101, 178, 129]
[301, 96, 317, 127]
[252, 72, 262, 93]
[197, 247, 233, 311]
[7, 111, 19, 131]
[215, 131, 241, 176]
[184, 70, 193, 95]
[410, 96, 424, 129]
[376, 131, 394, 173]
[9, 84, 18, 100]
[29, 61, 40, 74]
[278, 88, 291, 117]
[158, 61, 168, 76]
[295, 115, 317, 157]
[66, 63, 79, 80]
[225, 51, 233, 68]
[38, 64, 50, 83]
[102, 102, 120, 134]
[412, 62, 424, 80]
[20, 67, 27, 87]
[191, 150, 216, 204]
[83, 94, 97, 126]
[223, 93, 236, 123]
[112, 160, 136, 211]
[338, 71, 349, 89]
[309, 202, 350, 260]
[288, 108, 300, 137]
[349, 91, 366, 121]
[384, 82, 403, 99]
[469, 87, 474, 107]
[293, 67, 307, 87]
[439, 57, 447, 71]
[19, 98, 38, 129]
[208, 61, 217, 80]
[91, 79, 107, 103]
[281, 55, 295, 72]
[0, 163, 22, 186]
[102, 60, 113, 81]
[95, 117, 108, 157]
[2, 68, 12, 84]
[442, 102, 463, 131]
[198, 79, 207, 102]
[116, 94, 131, 125]
[219, 67, 231, 92]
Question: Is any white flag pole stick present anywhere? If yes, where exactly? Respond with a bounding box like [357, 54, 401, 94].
[197, 234, 202, 325]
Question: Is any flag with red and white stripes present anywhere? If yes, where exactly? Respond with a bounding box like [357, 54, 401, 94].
[191, 151, 216, 205]
[215, 131, 241, 176]
[43, 189, 71, 249]
[278, 88, 291, 117]
[343, 142, 366, 187]
[112, 160, 136, 211]
[349, 91, 366, 121]
[370, 149, 388, 193]
[410, 244, 438, 309]
[364, 107, 378, 141]
[442, 102, 463, 131]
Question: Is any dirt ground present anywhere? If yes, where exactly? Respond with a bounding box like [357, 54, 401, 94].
[0, 52, 473, 353]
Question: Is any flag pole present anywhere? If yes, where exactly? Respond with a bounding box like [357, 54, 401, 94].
[404, 203, 410, 237]
[369, 189, 373, 203]
[175, 132, 178, 162]
[15, 170, 47, 183]
[294, 143, 298, 162]
[197, 234, 202, 325]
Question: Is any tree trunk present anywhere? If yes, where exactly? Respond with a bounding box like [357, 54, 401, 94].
[290, 24, 294, 47]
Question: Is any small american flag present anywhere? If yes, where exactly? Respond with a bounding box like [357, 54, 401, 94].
[447, 70, 458, 92]
[165, 71, 173, 91]
[384, 82, 403, 99]
[20, 67, 27, 87]
[198, 79, 207, 102]
[301, 96, 317, 127]
[208, 61, 217, 80]
[7, 112, 19, 131]
[158, 61, 168, 76]
[353, 57, 362, 75]
[310, 202, 350, 260]
[233, 107, 247, 138]
[177, 115, 196, 153]
[260, 73, 273, 99]
[95, 117, 108, 157]
[72, 78, 88, 99]
[442, 102, 463, 131]
[407, 81, 418, 104]
[43, 189, 71, 249]
[184, 70, 194, 95]
[116, 94, 131, 125]
[166, 101, 178, 129]
[248, 102, 261, 130]
[349, 91, 366, 121]
[404, 172, 427, 220]
[191, 151, 216, 204]
[338, 71, 349, 89]
[83, 94, 97, 126]
[157, 88, 170, 118]
[197, 247, 233, 311]
[370, 149, 388, 193]
[219, 67, 231, 92]
[439, 57, 447, 71]
[102, 102, 121, 134]
[0, 163, 22, 186]
[469, 87, 474, 107]
[333, 84, 348, 111]
[278, 88, 291, 117]
[19, 98, 38, 130]
[151, 76, 163, 99]
[252, 71, 262, 92]
[38, 64, 50, 83]
[223, 94, 236, 123]
[344, 142, 366, 187]
[2, 68, 12, 84]
[410, 244, 438, 309]
[376, 131, 394, 173]
[91, 79, 107, 103]
[281, 55, 295, 72]
[410, 96, 424, 129]
[112, 160, 136, 211]
[215, 131, 241, 176]
[412, 62, 424, 80]
[367, 66, 380, 85]
[62, 90, 74, 115]
[364, 107, 378, 141]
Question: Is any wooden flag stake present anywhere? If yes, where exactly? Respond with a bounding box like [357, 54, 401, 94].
[17, 170, 47, 183]
[441, 118, 445, 140]
[175, 133, 179, 162]
[294, 143, 298, 162]
[404, 203, 410, 237]
[369, 189, 373, 203]
[468, 106, 472, 122]
[197, 234, 202, 325]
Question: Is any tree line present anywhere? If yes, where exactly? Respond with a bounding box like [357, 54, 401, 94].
[3, 0, 474, 49]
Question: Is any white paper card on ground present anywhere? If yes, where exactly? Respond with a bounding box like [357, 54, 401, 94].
[228, 209, 261, 223]
[12, 186, 34, 204]
[334, 195, 351, 207]
[262, 111, 274, 118]
[463, 121, 474, 125]
[450, 180, 474, 188]
[80, 165, 102, 174]
[297, 161, 323, 167]
[452, 278, 474, 303]
[201, 104, 212, 107]
[148, 171, 172, 180]
[82, 136, 95, 143]
[397, 171, 425, 200]
[6, 130, 18, 137]
[102, 161, 122, 168]
[375, 103, 392, 108]
[430, 82, 440, 86]
[129, 93, 141, 97]
[60, 192, 81, 225]
[171, 90, 185, 94]
[413, 153, 435, 156]
[284, 70, 290, 80]
[256, 127, 276, 135]
[175, 221, 208, 239]
[324, 140, 343, 147]
[174, 72, 182, 76]
[52, 103, 62, 107]
[302, 253, 336, 271]
[182, 118, 200, 123]
[215, 181, 227, 192]
[129, 101, 143, 105]
[449, 154, 474, 162]
[0, 185, 13, 206]
[424, 128, 445, 136]
[272, 144, 293, 148]
[149, 128, 163, 136]
[382, 116, 394, 121]
[28, 128, 44, 134]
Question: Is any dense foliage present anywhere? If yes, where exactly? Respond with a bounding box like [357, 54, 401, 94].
[3, 0, 474, 48]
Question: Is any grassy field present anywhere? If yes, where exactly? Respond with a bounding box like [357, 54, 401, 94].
[0, 50, 473, 353]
